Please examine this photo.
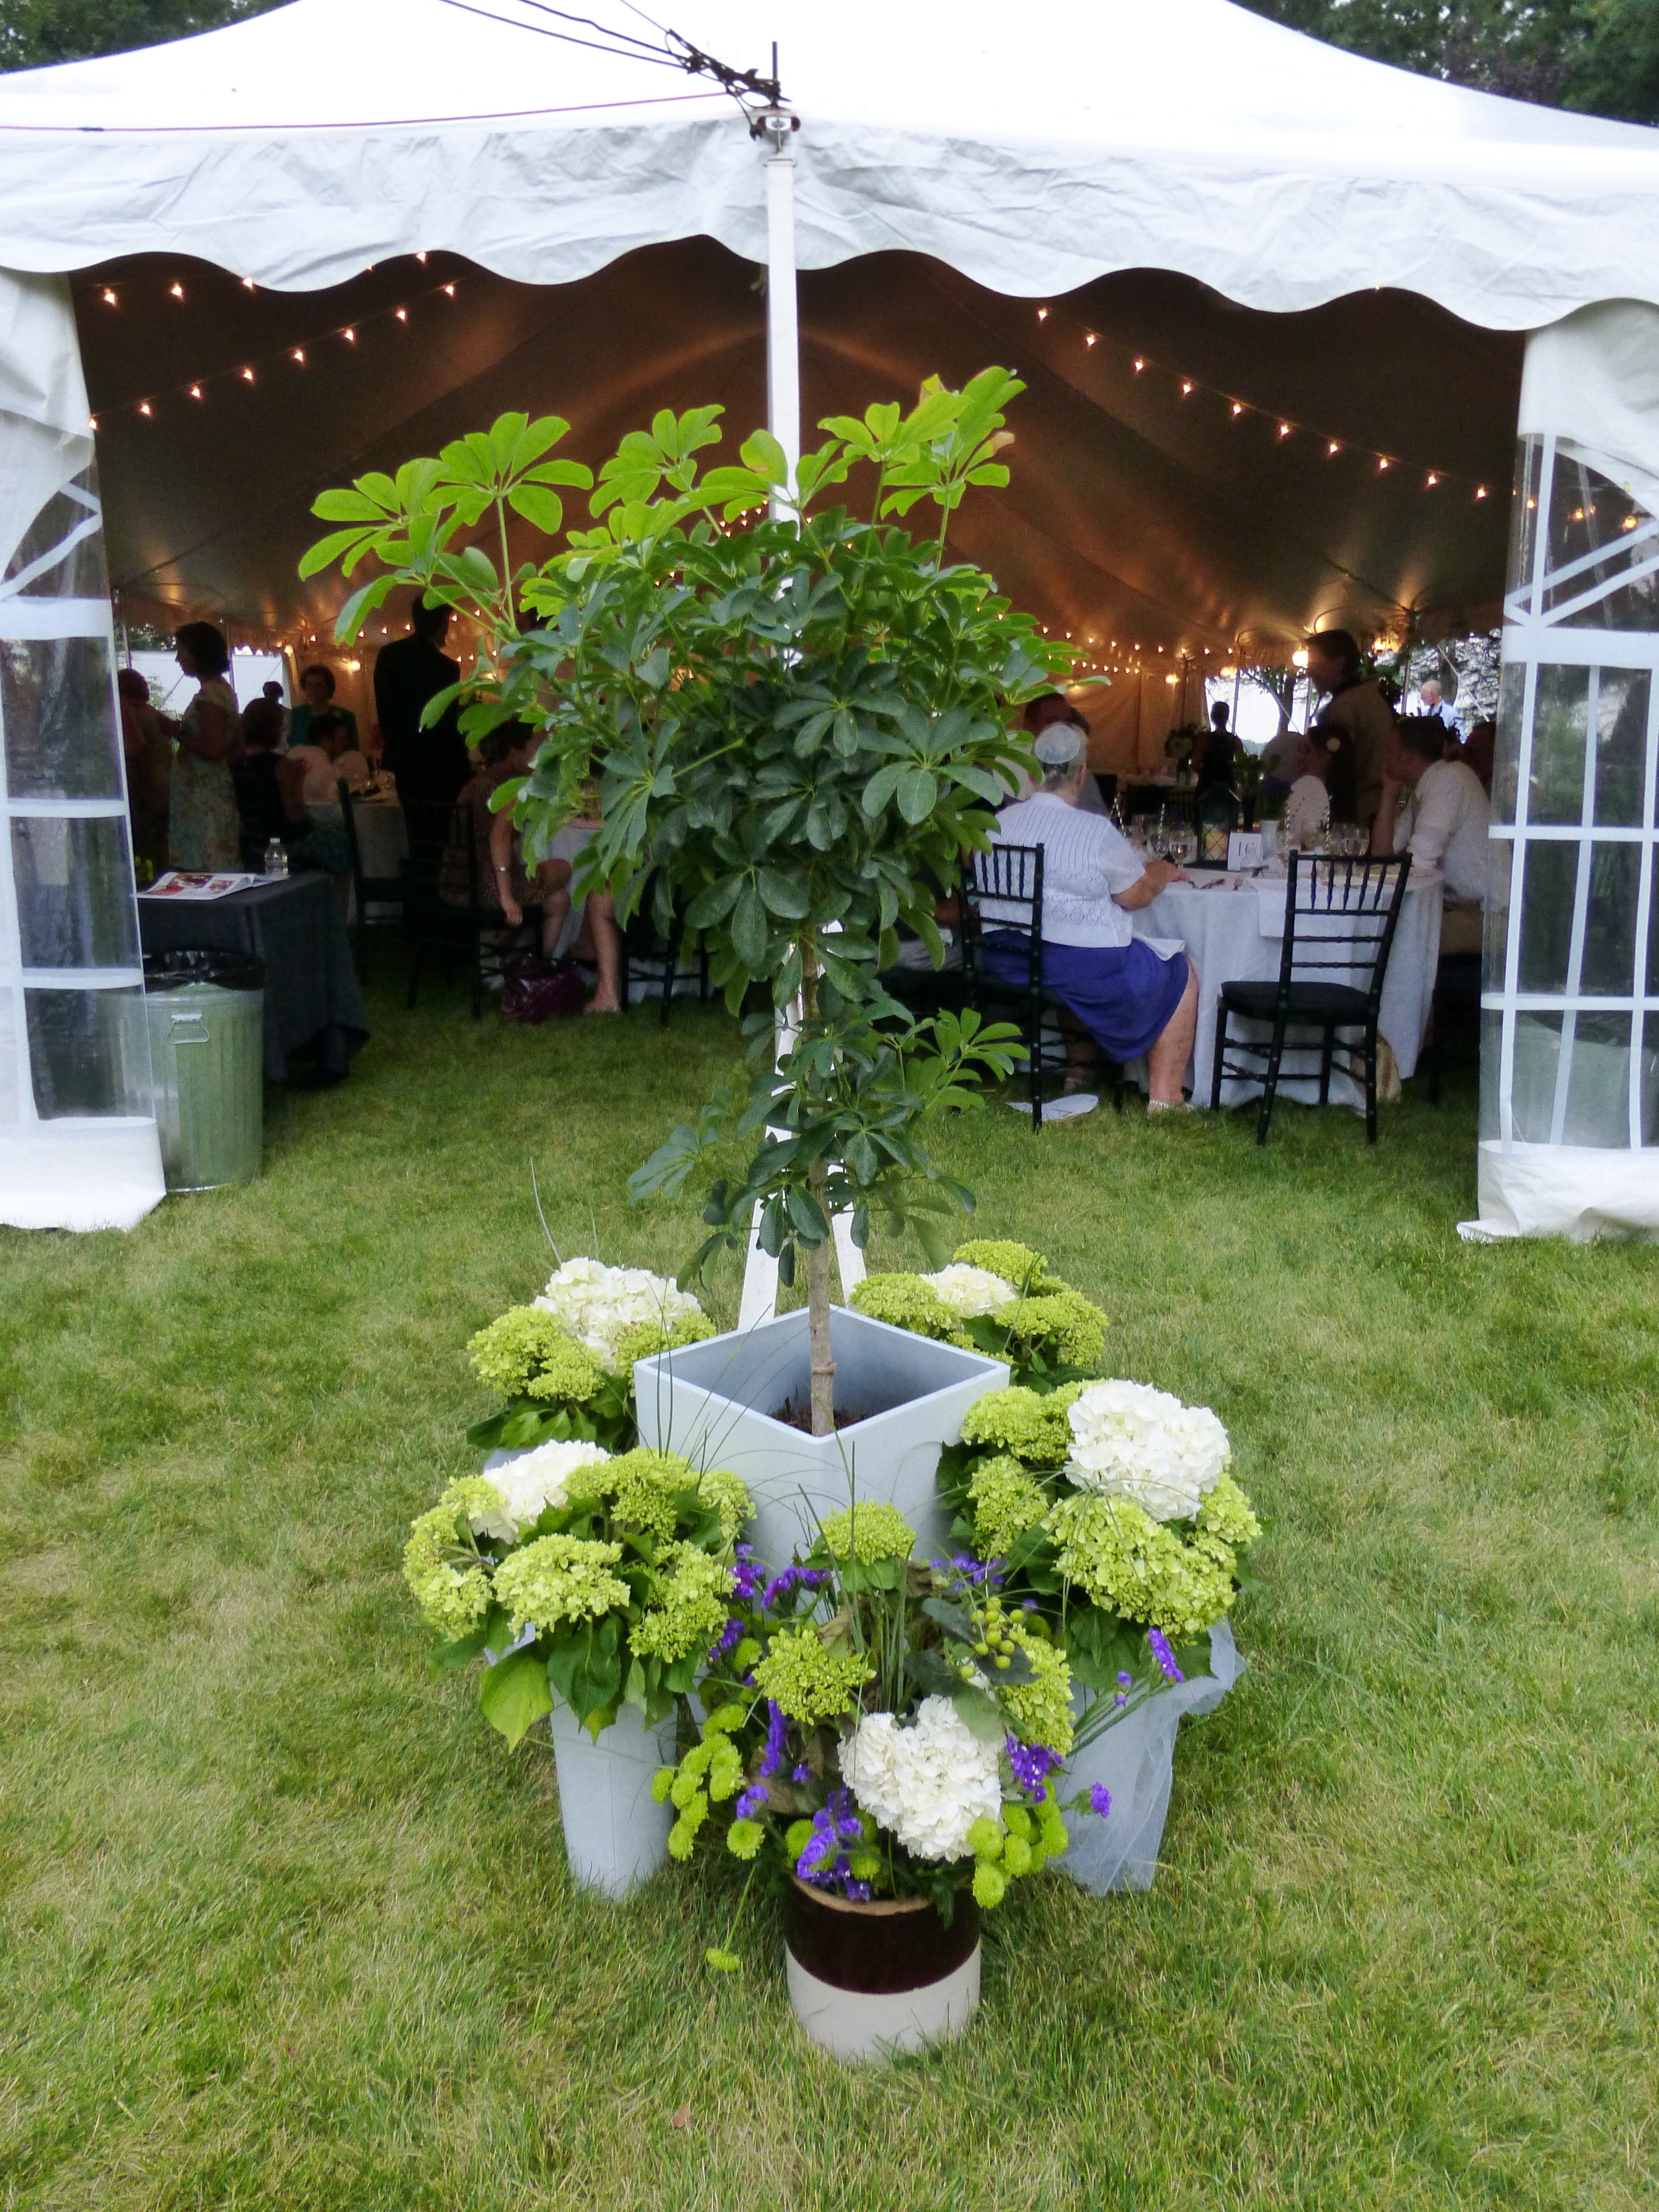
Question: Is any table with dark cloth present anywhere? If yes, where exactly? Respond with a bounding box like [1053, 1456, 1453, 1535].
[138, 874, 369, 1080]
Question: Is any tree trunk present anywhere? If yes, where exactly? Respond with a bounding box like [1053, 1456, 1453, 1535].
[799, 937, 835, 1437]
[806, 1158, 835, 1437]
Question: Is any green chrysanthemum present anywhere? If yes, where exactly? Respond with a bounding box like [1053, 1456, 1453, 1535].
[1001, 1290, 1108, 1370]
[849, 1273, 970, 1345]
[952, 1240, 1064, 1293]
[1046, 1493, 1236, 1639]
[752, 1626, 873, 1726]
[1001, 1631, 1075, 1756]
[968, 1455, 1051, 1557]
[613, 1310, 718, 1374]
[467, 1307, 606, 1403]
[959, 1384, 1082, 1469]
[492, 1532, 630, 1639]
[632, 1542, 735, 1662]
[818, 1502, 916, 1564]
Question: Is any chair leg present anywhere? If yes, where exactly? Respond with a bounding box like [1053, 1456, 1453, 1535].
[1029, 1001, 1045, 1130]
[472, 930, 484, 1020]
[1317, 1027, 1334, 1107]
[661, 923, 683, 1029]
[1365, 1021, 1379, 1143]
[1256, 1020, 1285, 1145]
[1209, 1003, 1228, 1110]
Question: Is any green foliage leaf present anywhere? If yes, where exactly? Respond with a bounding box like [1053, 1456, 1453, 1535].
[478, 1647, 553, 1749]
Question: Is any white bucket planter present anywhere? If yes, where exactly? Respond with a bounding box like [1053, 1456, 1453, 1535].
[1058, 1619, 1242, 1893]
[548, 1698, 677, 1897]
[633, 1305, 1008, 1568]
[782, 1879, 981, 2062]
[481, 1447, 676, 1899]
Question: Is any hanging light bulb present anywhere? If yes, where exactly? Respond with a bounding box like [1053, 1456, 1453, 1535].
[1181, 380, 1193, 396]
[242, 276, 256, 291]
[1231, 402, 1244, 417]
[1037, 307, 1048, 320]
[1378, 456, 1391, 472]
[1476, 486, 1488, 500]
[1132, 358, 1144, 372]
[443, 283, 457, 297]
[1277, 423, 1291, 439]
[1426, 473, 1439, 488]
[342, 327, 356, 343]
[241, 366, 255, 382]
[1085, 332, 1097, 347]
[396, 307, 408, 323]
[170, 282, 184, 300]
[189, 384, 203, 400]
[1327, 441, 1340, 457]
[138, 401, 153, 417]
[292, 347, 306, 364]
[102, 287, 117, 306]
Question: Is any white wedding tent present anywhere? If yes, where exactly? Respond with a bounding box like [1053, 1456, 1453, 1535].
[2, 0, 1658, 1237]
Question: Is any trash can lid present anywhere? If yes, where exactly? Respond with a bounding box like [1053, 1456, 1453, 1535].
[143, 947, 265, 993]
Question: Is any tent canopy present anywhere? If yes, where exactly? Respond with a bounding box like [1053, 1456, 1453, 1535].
[1, 0, 1657, 326]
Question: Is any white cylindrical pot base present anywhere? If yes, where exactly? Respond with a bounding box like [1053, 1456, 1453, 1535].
[549, 1698, 676, 1897]
[785, 1943, 981, 2063]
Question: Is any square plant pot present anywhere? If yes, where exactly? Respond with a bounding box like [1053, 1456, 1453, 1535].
[634, 1304, 1009, 1569]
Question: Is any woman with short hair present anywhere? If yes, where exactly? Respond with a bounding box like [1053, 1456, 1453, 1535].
[984, 725, 1200, 1108]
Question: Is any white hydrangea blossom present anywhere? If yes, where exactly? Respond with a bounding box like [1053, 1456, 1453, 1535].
[469, 1439, 612, 1544]
[922, 1263, 1020, 1319]
[1064, 1379, 1230, 1522]
[839, 1696, 1003, 1862]
[532, 1256, 703, 1375]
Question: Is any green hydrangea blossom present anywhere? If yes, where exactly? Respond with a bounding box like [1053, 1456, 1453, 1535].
[968, 1455, 1051, 1557]
[565, 1445, 699, 1541]
[849, 1273, 970, 1345]
[752, 1626, 873, 1726]
[695, 1463, 753, 1544]
[1000, 1631, 1075, 1756]
[959, 1384, 1082, 1469]
[1196, 1472, 1262, 1551]
[1046, 1493, 1236, 1639]
[613, 1310, 717, 1374]
[818, 1502, 916, 1564]
[401, 1477, 506, 1638]
[952, 1240, 1064, 1293]
[1002, 1289, 1108, 1370]
[467, 1307, 605, 1403]
[632, 1543, 735, 1662]
[492, 1532, 630, 1639]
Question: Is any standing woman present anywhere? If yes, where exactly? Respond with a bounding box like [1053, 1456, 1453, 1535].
[165, 621, 242, 870]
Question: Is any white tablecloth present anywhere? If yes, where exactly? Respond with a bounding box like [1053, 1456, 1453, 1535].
[1130, 867, 1444, 1108]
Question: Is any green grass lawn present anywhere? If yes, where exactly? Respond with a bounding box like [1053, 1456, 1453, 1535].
[3, 978, 1656, 2211]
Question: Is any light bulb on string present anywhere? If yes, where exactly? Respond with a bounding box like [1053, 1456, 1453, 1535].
[242, 277, 255, 291]
[1277, 423, 1291, 439]
[292, 348, 305, 364]
[1426, 473, 1439, 488]
[1133, 358, 1144, 372]
[169, 283, 184, 301]
[1181, 381, 1193, 396]
[1085, 333, 1097, 347]
[189, 384, 202, 400]
[396, 308, 408, 323]
[1476, 486, 1488, 500]
[102, 288, 117, 306]
[1231, 402, 1244, 416]
[1037, 307, 1048, 320]
[342, 328, 356, 344]
[1327, 441, 1340, 457]
[138, 401, 153, 417]
[241, 366, 255, 382]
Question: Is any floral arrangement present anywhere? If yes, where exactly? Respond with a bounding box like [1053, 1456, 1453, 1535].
[465, 1256, 715, 1455]
[850, 1237, 1108, 1386]
[402, 1438, 751, 1743]
[652, 1501, 1140, 1957]
[937, 1376, 1261, 1704]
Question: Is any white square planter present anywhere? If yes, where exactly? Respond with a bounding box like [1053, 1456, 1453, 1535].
[634, 1305, 1009, 1569]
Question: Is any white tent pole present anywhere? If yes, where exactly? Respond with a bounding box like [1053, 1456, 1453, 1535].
[761, 63, 800, 516]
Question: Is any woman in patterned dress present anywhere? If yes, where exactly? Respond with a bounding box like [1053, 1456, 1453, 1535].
[165, 621, 242, 870]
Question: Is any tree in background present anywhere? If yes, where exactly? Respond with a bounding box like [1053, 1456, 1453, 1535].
[0, 0, 279, 70]
[1242, 0, 1659, 126]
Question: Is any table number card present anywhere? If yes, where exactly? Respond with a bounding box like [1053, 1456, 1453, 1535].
[1227, 832, 1264, 871]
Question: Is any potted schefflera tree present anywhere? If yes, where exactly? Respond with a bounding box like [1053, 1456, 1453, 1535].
[305, 374, 1074, 1566]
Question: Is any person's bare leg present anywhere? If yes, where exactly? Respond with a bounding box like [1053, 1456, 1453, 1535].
[534, 857, 572, 960]
[584, 890, 623, 1013]
[1147, 962, 1200, 1106]
[1057, 1007, 1098, 1092]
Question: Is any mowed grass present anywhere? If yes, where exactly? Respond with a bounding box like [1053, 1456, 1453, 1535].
[1, 975, 1656, 2211]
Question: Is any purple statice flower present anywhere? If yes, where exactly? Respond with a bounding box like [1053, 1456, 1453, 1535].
[791, 1763, 810, 1784]
[1022, 1598, 1040, 1613]
[1114, 1693, 1129, 1708]
[1116, 1671, 1134, 1688]
[731, 1544, 765, 1603]
[1147, 1627, 1185, 1684]
[760, 1564, 829, 1612]
[758, 1698, 789, 1779]
[1005, 1736, 1063, 1801]
[796, 1821, 837, 1881]
[735, 1783, 769, 1821]
[845, 1879, 873, 1903]
[707, 1615, 744, 1662]
[1089, 1783, 1112, 1819]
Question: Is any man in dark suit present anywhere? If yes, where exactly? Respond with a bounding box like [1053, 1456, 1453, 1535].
[373, 596, 469, 812]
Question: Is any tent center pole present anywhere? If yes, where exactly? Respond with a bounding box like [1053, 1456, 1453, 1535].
[757, 72, 801, 520]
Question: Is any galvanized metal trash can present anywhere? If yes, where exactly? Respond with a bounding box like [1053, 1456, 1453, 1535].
[143, 950, 265, 1191]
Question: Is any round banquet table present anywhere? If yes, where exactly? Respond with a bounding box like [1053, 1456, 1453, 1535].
[1129, 865, 1445, 1108]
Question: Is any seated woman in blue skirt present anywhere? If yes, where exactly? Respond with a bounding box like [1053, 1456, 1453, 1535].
[983, 723, 1200, 1110]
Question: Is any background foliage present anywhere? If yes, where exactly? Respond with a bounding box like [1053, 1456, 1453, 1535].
[3, 0, 1656, 131]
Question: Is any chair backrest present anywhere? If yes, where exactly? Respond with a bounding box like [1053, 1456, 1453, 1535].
[1277, 849, 1413, 1009]
[961, 842, 1045, 995]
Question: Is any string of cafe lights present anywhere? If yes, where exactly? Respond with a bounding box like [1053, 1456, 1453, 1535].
[82, 256, 462, 429]
[1025, 295, 1497, 506]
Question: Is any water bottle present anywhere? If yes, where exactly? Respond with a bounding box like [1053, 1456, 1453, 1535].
[263, 837, 289, 879]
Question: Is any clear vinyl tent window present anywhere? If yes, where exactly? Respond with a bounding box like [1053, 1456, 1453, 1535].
[1490, 435, 1659, 1157]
